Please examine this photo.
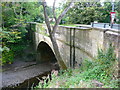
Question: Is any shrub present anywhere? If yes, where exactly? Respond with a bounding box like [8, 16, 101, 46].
[97, 44, 117, 65]
[2, 50, 14, 65]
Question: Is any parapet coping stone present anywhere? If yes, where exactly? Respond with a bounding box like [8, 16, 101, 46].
[29, 22, 120, 33]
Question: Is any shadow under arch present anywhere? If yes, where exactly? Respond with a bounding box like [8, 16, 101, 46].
[36, 41, 57, 64]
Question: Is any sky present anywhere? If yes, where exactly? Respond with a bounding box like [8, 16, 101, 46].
[46, 0, 64, 6]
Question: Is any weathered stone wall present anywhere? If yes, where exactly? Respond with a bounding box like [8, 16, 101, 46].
[55, 26, 120, 67]
[29, 22, 120, 68]
[103, 30, 120, 64]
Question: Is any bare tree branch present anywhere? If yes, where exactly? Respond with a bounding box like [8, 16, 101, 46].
[52, 0, 74, 35]
[53, 0, 57, 22]
[12, 2, 18, 17]
[20, 3, 23, 19]
[41, 0, 72, 69]
[13, 7, 18, 17]
[42, 0, 52, 34]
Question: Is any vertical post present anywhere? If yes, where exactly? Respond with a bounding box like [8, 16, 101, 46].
[112, 1, 115, 12]
[73, 28, 76, 68]
[91, 22, 94, 27]
[104, 24, 106, 28]
[111, 24, 113, 28]
[69, 28, 72, 68]
[69, 28, 76, 68]
[111, 0, 115, 26]
[29, 23, 31, 40]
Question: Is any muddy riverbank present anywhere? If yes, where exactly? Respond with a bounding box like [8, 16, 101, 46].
[2, 60, 59, 89]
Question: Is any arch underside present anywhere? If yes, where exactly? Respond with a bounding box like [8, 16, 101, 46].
[36, 41, 57, 64]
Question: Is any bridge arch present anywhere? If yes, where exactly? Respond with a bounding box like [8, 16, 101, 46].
[36, 41, 57, 64]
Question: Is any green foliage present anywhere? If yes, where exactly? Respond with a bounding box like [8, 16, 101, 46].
[62, 2, 120, 24]
[79, 44, 118, 85]
[97, 44, 117, 65]
[1, 27, 26, 65]
[35, 44, 118, 88]
[1, 2, 45, 65]
[1, 50, 14, 65]
[1, 28, 22, 44]
[2, 2, 44, 26]
[60, 24, 77, 27]
[34, 74, 52, 89]
[80, 59, 95, 72]
[10, 44, 27, 56]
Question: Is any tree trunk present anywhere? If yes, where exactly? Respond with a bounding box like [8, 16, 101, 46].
[50, 34, 67, 69]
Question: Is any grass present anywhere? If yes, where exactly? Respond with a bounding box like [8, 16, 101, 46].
[38, 23, 79, 27]
[48, 22, 78, 27]
[59, 24, 78, 27]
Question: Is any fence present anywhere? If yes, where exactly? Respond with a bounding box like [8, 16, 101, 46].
[91, 23, 120, 30]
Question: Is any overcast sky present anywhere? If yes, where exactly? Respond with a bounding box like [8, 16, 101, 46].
[46, 0, 64, 6]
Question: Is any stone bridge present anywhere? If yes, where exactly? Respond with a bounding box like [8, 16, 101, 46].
[28, 22, 120, 68]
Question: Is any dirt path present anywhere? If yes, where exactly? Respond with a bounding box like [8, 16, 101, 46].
[2, 61, 57, 88]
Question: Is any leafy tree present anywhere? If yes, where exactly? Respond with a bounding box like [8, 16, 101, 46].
[1, 2, 44, 65]
[62, 2, 120, 24]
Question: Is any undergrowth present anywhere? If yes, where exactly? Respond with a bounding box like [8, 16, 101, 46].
[34, 44, 119, 88]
